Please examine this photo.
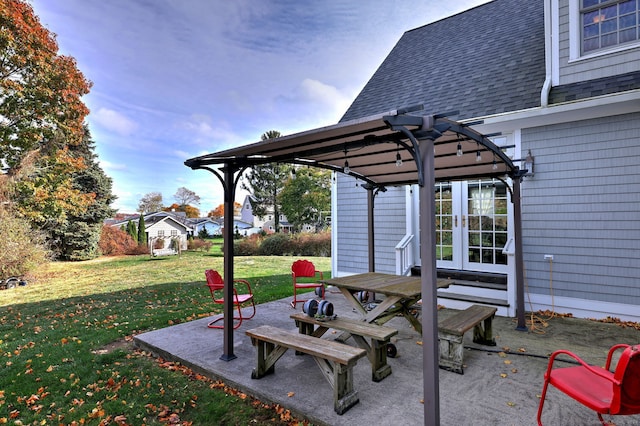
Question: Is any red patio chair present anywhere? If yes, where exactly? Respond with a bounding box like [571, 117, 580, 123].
[290, 259, 325, 308]
[537, 343, 640, 425]
[204, 269, 256, 329]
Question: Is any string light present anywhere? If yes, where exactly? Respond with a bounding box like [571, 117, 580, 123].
[456, 142, 463, 156]
[395, 144, 403, 167]
[476, 143, 482, 162]
[343, 147, 350, 174]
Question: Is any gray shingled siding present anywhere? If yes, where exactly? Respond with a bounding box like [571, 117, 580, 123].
[341, 0, 546, 122]
[335, 175, 368, 273]
[373, 186, 407, 273]
[557, 0, 640, 85]
[549, 71, 640, 104]
[521, 112, 640, 305]
[335, 175, 407, 274]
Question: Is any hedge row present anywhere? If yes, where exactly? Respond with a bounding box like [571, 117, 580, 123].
[233, 231, 331, 257]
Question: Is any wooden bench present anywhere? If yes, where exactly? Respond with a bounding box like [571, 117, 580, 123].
[246, 325, 367, 415]
[291, 312, 398, 382]
[438, 304, 497, 374]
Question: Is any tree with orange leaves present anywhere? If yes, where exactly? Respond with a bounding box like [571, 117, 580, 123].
[0, 0, 92, 169]
[0, 1, 115, 261]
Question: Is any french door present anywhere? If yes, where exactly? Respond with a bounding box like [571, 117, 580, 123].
[433, 179, 510, 273]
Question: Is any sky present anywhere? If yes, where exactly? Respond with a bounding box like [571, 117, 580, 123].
[32, 0, 491, 215]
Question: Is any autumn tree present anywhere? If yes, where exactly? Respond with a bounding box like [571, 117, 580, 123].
[0, 1, 113, 262]
[241, 130, 291, 232]
[279, 167, 331, 231]
[174, 187, 200, 207]
[0, 0, 91, 170]
[207, 202, 241, 219]
[137, 192, 163, 213]
[163, 202, 200, 218]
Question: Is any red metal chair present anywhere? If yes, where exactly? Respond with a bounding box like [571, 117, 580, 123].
[537, 344, 640, 425]
[204, 269, 255, 329]
[290, 259, 325, 308]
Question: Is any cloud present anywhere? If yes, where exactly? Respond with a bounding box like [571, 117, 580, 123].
[297, 79, 352, 116]
[99, 159, 127, 172]
[92, 108, 137, 136]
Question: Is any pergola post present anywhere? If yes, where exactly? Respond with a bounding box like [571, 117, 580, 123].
[221, 165, 237, 361]
[418, 137, 440, 425]
[513, 177, 527, 330]
[366, 186, 375, 272]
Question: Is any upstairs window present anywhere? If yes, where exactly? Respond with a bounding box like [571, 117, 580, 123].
[582, 0, 639, 53]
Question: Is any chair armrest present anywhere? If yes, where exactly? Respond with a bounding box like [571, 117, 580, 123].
[546, 349, 618, 384]
[605, 344, 630, 371]
[315, 270, 324, 280]
[233, 279, 253, 294]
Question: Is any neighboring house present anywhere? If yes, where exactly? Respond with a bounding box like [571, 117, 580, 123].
[110, 211, 192, 251]
[240, 194, 312, 233]
[188, 217, 222, 236]
[333, 0, 640, 321]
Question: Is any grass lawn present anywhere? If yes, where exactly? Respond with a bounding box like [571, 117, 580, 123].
[0, 251, 330, 425]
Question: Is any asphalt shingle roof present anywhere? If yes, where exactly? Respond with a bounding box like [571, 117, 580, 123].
[341, 0, 546, 122]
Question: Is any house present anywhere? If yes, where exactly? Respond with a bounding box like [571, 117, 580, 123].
[188, 217, 222, 236]
[239, 194, 295, 233]
[332, 0, 640, 322]
[110, 211, 192, 252]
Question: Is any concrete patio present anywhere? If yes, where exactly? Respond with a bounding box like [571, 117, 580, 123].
[134, 289, 640, 425]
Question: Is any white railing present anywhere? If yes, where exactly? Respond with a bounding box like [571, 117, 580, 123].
[395, 234, 414, 276]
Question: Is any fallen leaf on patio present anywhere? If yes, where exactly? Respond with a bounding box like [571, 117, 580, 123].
[287, 392, 295, 397]
[518, 347, 526, 353]
[502, 346, 510, 352]
[416, 341, 423, 346]
[504, 360, 512, 365]
[420, 399, 424, 404]
[511, 368, 518, 373]
[498, 352, 507, 357]
[500, 373, 507, 378]
[507, 402, 516, 407]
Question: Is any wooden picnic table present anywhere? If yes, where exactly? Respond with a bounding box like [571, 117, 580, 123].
[322, 272, 452, 335]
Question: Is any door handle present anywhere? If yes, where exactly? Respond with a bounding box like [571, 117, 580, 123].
[454, 215, 458, 227]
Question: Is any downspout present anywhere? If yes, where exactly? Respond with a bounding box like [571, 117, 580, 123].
[540, 0, 553, 106]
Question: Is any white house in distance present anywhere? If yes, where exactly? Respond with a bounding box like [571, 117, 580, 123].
[110, 211, 191, 252]
[332, 0, 640, 321]
[239, 194, 294, 233]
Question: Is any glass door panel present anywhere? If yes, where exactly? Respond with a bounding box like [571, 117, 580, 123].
[464, 179, 509, 272]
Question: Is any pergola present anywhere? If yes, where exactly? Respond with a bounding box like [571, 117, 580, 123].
[185, 105, 528, 425]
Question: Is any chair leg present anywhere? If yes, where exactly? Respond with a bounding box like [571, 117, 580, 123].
[536, 379, 550, 426]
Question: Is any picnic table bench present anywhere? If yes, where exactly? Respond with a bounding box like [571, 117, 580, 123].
[246, 325, 367, 415]
[438, 304, 497, 374]
[291, 312, 398, 382]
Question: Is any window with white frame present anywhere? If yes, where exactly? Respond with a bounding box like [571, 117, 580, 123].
[157, 230, 165, 237]
[170, 230, 177, 236]
[581, 0, 639, 53]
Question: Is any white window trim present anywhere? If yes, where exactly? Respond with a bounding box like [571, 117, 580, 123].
[569, 0, 640, 62]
